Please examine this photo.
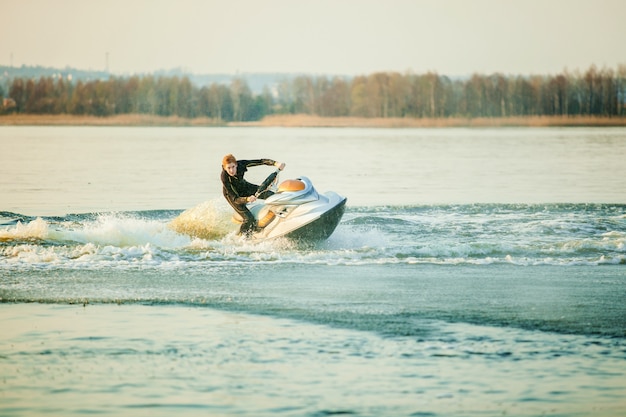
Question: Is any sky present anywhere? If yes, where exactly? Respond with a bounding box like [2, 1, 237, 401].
[1, 0, 625, 77]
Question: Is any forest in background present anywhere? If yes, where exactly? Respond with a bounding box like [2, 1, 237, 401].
[1, 65, 625, 121]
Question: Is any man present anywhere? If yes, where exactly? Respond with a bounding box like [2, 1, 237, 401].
[220, 154, 285, 236]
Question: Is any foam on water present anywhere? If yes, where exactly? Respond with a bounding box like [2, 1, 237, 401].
[1, 204, 625, 269]
[59, 214, 192, 249]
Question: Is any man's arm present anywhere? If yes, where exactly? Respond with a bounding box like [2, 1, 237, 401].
[241, 159, 277, 169]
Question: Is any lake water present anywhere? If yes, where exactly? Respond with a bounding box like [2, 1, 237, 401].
[1, 126, 625, 416]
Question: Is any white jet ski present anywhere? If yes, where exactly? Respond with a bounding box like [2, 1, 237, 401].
[232, 169, 347, 241]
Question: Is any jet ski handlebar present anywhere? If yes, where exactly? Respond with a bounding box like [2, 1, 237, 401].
[255, 168, 282, 198]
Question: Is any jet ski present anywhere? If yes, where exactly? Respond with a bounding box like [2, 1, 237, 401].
[232, 169, 347, 241]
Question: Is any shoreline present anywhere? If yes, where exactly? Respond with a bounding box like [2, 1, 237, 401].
[1, 113, 626, 128]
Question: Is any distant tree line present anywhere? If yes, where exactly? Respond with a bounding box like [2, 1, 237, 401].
[2, 65, 625, 120]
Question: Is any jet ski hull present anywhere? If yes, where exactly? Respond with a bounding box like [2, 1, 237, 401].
[284, 197, 347, 241]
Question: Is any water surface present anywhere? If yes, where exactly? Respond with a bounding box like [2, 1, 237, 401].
[1, 126, 625, 416]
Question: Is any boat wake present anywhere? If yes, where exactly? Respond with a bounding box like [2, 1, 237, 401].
[1, 203, 625, 270]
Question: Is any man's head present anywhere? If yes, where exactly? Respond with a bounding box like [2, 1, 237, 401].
[222, 154, 237, 176]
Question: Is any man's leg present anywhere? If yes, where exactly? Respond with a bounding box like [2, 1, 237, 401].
[239, 209, 257, 236]
[229, 203, 256, 236]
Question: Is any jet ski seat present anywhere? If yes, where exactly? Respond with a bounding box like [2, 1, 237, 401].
[278, 179, 306, 192]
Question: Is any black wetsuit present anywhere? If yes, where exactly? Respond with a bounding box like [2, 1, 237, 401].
[221, 159, 276, 236]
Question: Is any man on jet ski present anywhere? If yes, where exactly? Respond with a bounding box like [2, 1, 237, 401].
[221, 154, 286, 236]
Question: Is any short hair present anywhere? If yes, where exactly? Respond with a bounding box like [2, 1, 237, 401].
[222, 154, 236, 167]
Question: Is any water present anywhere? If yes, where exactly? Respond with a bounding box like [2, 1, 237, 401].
[1, 126, 626, 416]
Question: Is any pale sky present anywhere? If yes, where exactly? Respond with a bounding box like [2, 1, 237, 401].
[1, 0, 624, 76]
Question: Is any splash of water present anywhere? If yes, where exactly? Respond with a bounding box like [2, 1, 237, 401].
[0, 217, 48, 241]
[169, 200, 234, 240]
